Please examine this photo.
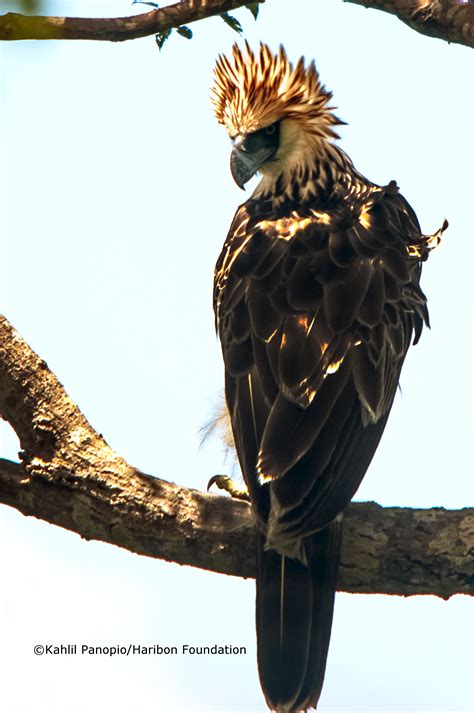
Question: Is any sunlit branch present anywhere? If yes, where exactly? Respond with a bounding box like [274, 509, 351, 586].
[0, 314, 472, 597]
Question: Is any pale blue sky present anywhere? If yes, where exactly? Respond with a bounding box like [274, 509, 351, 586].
[0, 0, 473, 711]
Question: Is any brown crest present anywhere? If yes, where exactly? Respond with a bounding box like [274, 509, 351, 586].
[211, 42, 344, 140]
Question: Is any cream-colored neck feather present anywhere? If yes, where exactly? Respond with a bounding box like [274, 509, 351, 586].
[252, 117, 335, 200]
[212, 42, 347, 202]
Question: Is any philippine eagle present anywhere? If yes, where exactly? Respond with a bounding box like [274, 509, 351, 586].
[211, 42, 445, 712]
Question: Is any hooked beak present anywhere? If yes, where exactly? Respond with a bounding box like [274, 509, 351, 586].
[230, 138, 277, 190]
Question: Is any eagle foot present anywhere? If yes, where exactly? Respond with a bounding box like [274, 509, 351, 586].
[207, 474, 250, 501]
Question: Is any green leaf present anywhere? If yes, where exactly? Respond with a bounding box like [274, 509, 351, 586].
[220, 12, 243, 34]
[155, 28, 172, 50]
[176, 25, 193, 40]
[245, 2, 260, 19]
[132, 0, 160, 8]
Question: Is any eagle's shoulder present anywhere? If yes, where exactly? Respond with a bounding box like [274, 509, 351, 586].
[214, 179, 446, 425]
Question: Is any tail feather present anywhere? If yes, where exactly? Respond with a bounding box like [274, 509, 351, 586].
[292, 521, 342, 710]
[256, 520, 343, 711]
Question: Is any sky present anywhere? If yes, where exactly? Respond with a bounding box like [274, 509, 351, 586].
[0, 0, 473, 711]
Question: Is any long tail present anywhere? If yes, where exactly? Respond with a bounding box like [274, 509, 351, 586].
[256, 519, 342, 712]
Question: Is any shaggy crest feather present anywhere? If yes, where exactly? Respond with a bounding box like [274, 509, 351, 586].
[211, 42, 343, 140]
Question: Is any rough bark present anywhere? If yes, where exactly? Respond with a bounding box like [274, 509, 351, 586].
[0, 314, 472, 598]
[0, 0, 472, 47]
[345, 0, 474, 48]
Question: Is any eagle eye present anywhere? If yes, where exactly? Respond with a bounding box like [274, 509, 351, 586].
[263, 123, 277, 136]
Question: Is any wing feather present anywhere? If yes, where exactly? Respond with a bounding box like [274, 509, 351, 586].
[358, 266, 385, 327]
[323, 259, 373, 332]
[214, 182, 434, 549]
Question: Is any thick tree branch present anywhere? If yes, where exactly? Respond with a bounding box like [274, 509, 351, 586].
[0, 313, 472, 598]
[345, 0, 474, 48]
[0, 0, 263, 42]
[0, 457, 472, 597]
[0, 0, 473, 46]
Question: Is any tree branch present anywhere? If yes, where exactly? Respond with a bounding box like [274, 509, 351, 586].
[0, 314, 472, 598]
[0, 456, 473, 597]
[0, 0, 263, 42]
[0, 0, 472, 46]
[345, 0, 474, 48]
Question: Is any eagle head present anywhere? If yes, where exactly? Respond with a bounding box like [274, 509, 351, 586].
[211, 42, 344, 189]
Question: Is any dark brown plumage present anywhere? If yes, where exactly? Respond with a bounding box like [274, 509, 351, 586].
[212, 43, 445, 712]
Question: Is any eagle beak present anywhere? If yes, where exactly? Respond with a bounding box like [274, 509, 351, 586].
[230, 138, 276, 189]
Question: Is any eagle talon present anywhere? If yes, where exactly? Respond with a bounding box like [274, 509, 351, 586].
[207, 474, 250, 501]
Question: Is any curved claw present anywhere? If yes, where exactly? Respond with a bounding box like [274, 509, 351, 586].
[207, 474, 250, 502]
[207, 474, 227, 491]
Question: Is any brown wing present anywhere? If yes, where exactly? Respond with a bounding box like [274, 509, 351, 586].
[214, 185, 442, 538]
